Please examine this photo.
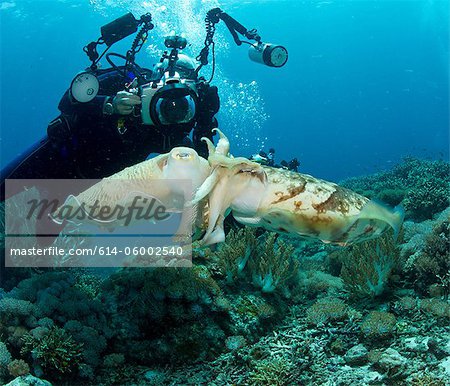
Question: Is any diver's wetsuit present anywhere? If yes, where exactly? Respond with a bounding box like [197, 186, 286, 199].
[0, 67, 220, 201]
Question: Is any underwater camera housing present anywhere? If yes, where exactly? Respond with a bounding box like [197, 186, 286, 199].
[140, 34, 198, 127]
[140, 71, 198, 127]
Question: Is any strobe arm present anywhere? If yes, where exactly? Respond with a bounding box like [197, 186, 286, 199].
[219, 11, 261, 45]
[197, 8, 288, 70]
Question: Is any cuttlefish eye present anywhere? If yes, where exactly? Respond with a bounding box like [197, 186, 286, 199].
[170, 147, 195, 160]
[176, 152, 192, 159]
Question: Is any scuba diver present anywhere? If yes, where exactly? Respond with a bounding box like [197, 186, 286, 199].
[252, 147, 299, 172]
[267, 148, 275, 166]
[280, 157, 299, 171]
[250, 147, 275, 166]
[250, 151, 269, 164]
[288, 157, 300, 172]
[0, 9, 288, 201]
[48, 50, 219, 178]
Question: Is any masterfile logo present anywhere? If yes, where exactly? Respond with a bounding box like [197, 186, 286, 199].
[3, 179, 193, 268]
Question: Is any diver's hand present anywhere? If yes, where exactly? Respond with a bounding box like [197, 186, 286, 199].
[112, 91, 141, 115]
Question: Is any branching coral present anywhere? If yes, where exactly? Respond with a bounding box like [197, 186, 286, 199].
[403, 179, 449, 221]
[250, 233, 298, 293]
[340, 231, 401, 299]
[410, 219, 450, 295]
[249, 357, 296, 386]
[73, 271, 104, 300]
[216, 227, 257, 284]
[21, 326, 83, 375]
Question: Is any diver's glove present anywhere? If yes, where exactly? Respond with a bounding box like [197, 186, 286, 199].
[112, 91, 141, 115]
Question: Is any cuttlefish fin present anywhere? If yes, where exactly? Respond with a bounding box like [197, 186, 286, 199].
[173, 202, 199, 245]
[51, 193, 122, 225]
[358, 200, 405, 240]
[50, 194, 79, 225]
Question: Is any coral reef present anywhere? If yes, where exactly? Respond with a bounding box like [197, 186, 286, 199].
[100, 266, 229, 364]
[401, 208, 450, 296]
[248, 357, 297, 386]
[411, 219, 450, 296]
[4, 374, 52, 386]
[216, 229, 299, 294]
[341, 157, 450, 221]
[0, 157, 449, 385]
[0, 270, 110, 383]
[7, 359, 30, 378]
[0, 341, 12, 380]
[306, 297, 348, 326]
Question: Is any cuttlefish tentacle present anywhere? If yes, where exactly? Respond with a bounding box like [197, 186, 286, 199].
[188, 167, 221, 206]
[200, 128, 230, 158]
[187, 136, 259, 208]
[194, 156, 267, 245]
[200, 176, 231, 245]
[201, 137, 217, 158]
[211, 128, 230, 156]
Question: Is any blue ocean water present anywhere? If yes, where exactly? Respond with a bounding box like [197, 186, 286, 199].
[0, 0, 448, 181]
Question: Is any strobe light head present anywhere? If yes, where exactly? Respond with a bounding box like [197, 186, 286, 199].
[248, 42, 288, 68]
[70, 72, 99, 103]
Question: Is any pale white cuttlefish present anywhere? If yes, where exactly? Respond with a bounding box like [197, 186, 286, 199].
[51, 147, 211, 234]
[191, 129, 404, 246]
